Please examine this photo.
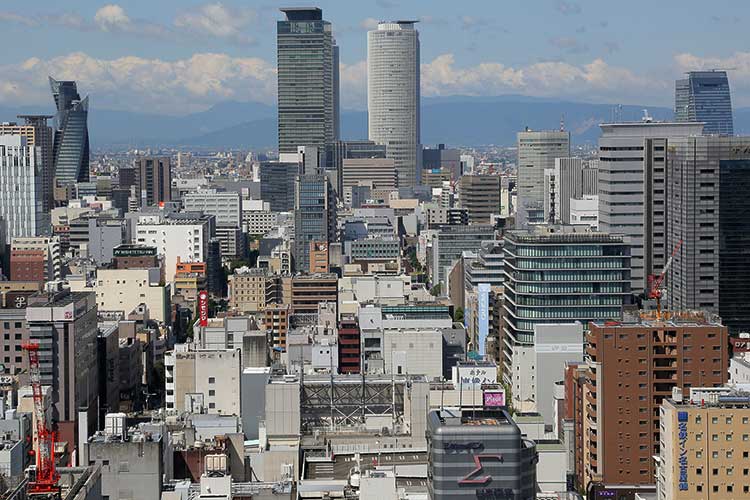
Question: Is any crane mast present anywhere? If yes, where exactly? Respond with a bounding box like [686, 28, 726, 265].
[22, 342, 60, 497]
[647, 240, 683, 320]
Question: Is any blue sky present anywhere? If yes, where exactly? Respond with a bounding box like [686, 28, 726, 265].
[1, 0, 748, 114]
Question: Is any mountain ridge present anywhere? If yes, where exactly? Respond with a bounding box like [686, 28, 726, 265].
[2, 96, 749, 149]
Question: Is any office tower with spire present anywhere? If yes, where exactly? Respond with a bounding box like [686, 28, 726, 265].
[277, 7, 338, 154]
[367, 21, 420, 189]
[675, 70, 734, 136]
[49, 77, 90, 187]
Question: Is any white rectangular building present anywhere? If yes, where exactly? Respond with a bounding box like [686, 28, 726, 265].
[0, 135, 46, 244]
[134, 213, 214, 283]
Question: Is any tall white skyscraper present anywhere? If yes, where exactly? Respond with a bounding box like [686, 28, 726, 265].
[0, 135, 46, 244]
[367, 21, 420, 189]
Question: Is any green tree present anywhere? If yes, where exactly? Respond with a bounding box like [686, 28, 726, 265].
[454, 307, 464, 323]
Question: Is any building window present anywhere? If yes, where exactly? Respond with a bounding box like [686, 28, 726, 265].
[209, 390, 215, 397]
[208, 377, 215, 384]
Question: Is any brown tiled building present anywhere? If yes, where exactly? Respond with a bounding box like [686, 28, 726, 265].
[290, 273, 337, 315]
[9, 249, 45, 282]
[574, 314, 728, 490]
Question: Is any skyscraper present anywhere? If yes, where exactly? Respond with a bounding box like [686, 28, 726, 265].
[598, 121, 703, 294]
[293, 174, 336, 273]
[0, 116, 54, 212]
[516, 129, 570, 226]
[49, 77, 90, 186]
[0, 135, 46, 245]
[666, 136, 750, 333]
[367, 21, 420, 189]
[277, 7, 338, 154]
[675, 70, 734, 136]
[134, 156, 172, 207]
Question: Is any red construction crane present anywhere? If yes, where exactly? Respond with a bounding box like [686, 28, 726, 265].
[22, 342, 60, 496]
[647, 240, 683, 320]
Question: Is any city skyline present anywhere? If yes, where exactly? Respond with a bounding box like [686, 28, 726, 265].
[0, 1, 748, 114]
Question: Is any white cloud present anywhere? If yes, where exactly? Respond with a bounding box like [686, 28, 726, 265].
[174, 3, 257, 45]
[419, 53, 663, 104]
[0, 52, 276, 115]
[94, 4, 131, 31]
[8, 50, 750, 115]
[360, 18, 379, 31]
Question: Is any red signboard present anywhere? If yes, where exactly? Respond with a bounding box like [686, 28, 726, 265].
[731, 337, 750, 352]
[198, 291, 209, 327]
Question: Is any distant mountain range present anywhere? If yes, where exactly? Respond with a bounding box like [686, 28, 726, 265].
[3, 95, 750, 149]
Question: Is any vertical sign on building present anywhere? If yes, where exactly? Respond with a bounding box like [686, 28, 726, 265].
[678, 411, 689, 491]
[477, 283, 490, 357]
[198, 290, 209, 327]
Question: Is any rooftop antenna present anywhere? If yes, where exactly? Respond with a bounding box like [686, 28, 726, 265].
[560, 114, 565, 132]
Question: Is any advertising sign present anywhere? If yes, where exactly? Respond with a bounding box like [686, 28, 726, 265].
[477, 283, 490, 356]
[483, 390, 506, 408]
[198, 290, 209, 327]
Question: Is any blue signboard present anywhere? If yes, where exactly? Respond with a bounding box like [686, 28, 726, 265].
[478, 284, 490, 357]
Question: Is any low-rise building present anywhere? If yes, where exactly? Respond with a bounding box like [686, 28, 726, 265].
[165, 344, 241, 416]
[228, 267, 267, 314]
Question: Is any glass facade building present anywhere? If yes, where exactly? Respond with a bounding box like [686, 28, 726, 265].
[501, 228, 631, 354]
[277, 8, 338, 154]
[293, 174, 336, 273]
[431, 224, 496, 289]
[675, 70, 734, 136]
[666, 136, 750, 333]
[259, 161, 301, 212]
[49, 77, 89, 185]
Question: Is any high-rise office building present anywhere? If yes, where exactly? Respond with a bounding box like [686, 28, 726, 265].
[598, 121, 704, 294]
[49, 77, 89, 186]
[0, 135, 46, 245]
[134, 156, 171, 207]
[431, 225, 496, 289]
[501, 226, 631, 411]
[368, 21, 420, 188]
[293, 174, 336, 273]
[675, 70, 734, 136]
[666, 136, 750, 333]
[277, 7, 338, 153]
[259, 161, 300, 212]
[0, 116, 55, 212]
[458, 174, 501, 224]
[516, 130, 570, 226]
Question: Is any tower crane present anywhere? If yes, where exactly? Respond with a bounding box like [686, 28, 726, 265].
[647, 240, 683, 320]
[22, 342, 60, 498]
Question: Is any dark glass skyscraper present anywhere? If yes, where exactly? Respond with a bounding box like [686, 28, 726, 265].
[277, 8, 339, 154]
[293, 173, 336, 273]
[50, 77, 90, 185]
[675, 70, 734, 136]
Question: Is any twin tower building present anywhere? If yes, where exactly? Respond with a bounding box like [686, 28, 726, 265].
[277, 8, 421, 188]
